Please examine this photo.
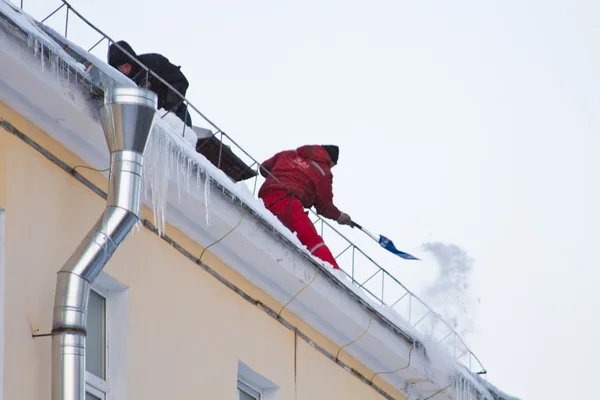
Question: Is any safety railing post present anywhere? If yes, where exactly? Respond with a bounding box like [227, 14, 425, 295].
[381, 269, 385, 303]
[217, 131, 223, 169]
[351, 246, 355, 283]
[252, 163, 259, 195]
[64, 5, 69, 38]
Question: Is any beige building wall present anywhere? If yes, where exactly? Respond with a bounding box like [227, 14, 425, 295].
[0, 103, 406, 400]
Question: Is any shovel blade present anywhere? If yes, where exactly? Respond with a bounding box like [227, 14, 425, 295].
[378, 235, 419, 260]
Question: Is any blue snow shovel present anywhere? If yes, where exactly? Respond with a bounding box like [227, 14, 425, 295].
[353, 223, 420, 261]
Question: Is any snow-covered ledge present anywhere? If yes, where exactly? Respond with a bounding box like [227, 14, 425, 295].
[0, 3, 502, 399]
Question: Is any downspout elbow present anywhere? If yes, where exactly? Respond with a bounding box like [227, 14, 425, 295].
[51, 88, 157, 400]
[53, 151, 143, 329]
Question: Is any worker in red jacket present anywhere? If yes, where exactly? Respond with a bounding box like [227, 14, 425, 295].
[258, 145, 354, 269]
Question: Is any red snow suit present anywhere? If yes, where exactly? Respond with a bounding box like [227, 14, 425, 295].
[258, 145, 341, 269]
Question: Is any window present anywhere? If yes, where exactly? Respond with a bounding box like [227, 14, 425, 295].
[86, 289, 107, 399]
[238, 380, 261, 400]
[85, 272, 129, 400]
[87, 290, 106, 379]
[85, 386, 104, 400]
[237, 361, 279, 400]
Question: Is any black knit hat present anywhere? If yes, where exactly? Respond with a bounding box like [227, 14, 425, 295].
[108, 41, 137, 68]
[322, 145, 339, 164]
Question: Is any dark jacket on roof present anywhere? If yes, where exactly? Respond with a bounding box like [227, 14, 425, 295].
[108, 41, 189, 112]
[258, 145, 342, 220]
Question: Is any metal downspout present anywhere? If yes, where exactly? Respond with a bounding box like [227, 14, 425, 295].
[51, 88, 157, 400]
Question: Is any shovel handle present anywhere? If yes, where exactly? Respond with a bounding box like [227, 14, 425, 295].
[355, 223, 380, 242]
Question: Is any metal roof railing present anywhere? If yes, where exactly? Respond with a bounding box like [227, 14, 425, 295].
[17, 0, 487, 378]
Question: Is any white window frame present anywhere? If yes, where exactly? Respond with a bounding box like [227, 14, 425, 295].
[237, 361, 280, 400]
[85, 285, 109, 399]
[85, 382, 106, 400]
[238, 379, 262, 399]
[86, 288, 108, 397]
[86, 272, 128, 400]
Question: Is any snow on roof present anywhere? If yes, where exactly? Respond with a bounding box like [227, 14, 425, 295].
[482, 380, 522, 400]
[0, 2, 521, 399]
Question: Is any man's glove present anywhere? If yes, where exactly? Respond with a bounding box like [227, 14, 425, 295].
[337, 212, 355, 228]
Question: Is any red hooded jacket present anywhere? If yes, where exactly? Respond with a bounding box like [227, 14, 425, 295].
[258, 145, 342, 220]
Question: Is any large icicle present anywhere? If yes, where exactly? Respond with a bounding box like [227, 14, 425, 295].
[141, 120, 219, 235]
[142, 124, 171, 236]
[204, 172, 211, 226]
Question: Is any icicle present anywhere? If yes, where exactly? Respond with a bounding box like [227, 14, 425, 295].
[143, 126, 171, 237]
[196, 166, 201, 190]
[204, 172, 211, 226]
[130, 220, 143, 237]
[174, 146, 182, 204]
[33, 38, 39, 58]
[40, 41, 45, 72]
[455, 378, 459, 400]
[157, 133, 169, 235]
[186, 157, 192, 193]
[55, 54, 61, 81]
[50, 51, 55, 76]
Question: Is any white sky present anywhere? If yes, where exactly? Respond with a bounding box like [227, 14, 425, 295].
[21, 0, 600, 398]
